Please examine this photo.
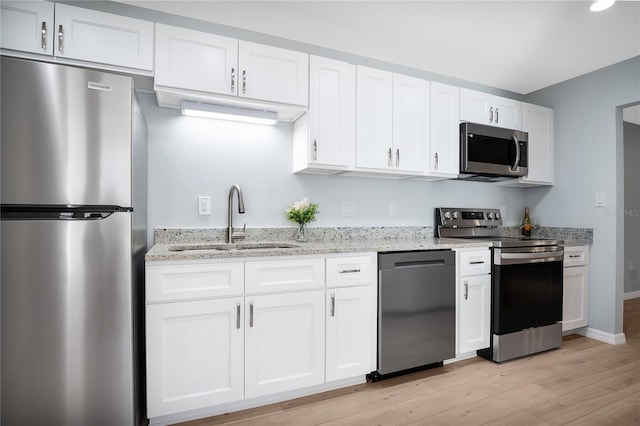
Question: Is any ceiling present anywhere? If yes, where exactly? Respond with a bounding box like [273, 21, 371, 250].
[118, 1, 639, 95]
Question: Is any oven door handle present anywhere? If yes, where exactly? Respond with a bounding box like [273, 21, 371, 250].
[511, 134, 520, 172]
[498, 251, 563, 265]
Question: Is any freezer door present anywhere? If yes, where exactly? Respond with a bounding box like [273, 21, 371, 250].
[1, 57, 133, 207]
[1, 213, 135, 426]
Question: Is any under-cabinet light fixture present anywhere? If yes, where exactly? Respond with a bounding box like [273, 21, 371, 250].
[590, 0, 615, 12]
[181, 101, 278, 125]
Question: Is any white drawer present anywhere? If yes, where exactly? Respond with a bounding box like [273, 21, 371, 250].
[326, 254, 375, 288]
[245, 258, 325, 294]
[458, 249, 491, 276]
[146, 261, 244, 302]
[564, 245, 589, 267]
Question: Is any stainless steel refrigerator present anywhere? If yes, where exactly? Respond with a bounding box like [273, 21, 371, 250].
[1, 57, 147, 425]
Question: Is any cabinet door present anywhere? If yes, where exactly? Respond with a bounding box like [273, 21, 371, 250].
[562, 266, 589, 331]
[392, 74, 428, 173]
[308, 56, 355, 168]
[460, 88, 492, 125]
[238, 41, 309, 106]
[458, 274, 491, 354]
[1, 1, 54, 55]
[493, 96, 521, 130]
[245, 291, 325, 398]
[521, 103, 554, 184]
[429, 82, 460, 176]
[326, 286, 373, 381]
[146, 298, 244, 418]
[155, 23, 238, 95]
[54, 3, 154, 71]
[356, 66, 393, 170]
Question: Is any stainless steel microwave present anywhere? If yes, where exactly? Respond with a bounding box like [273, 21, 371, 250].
[459, 122, 528, 181]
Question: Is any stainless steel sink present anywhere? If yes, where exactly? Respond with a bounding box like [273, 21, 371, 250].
[168, 242, 301, 252]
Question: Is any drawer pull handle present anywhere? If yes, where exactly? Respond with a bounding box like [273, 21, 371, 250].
[331, 293, 336, 317]
[236, 302, 241, 329]
[469, 261, 485, 265]
[249, 301, 254, 327]
[569, 254, 581, 258]
[339, 268, 361, 274]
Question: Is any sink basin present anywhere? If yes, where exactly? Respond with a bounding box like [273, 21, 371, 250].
[169, 242, 301, 252]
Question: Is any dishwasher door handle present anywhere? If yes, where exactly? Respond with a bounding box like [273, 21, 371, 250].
[394, 259, 446, 268]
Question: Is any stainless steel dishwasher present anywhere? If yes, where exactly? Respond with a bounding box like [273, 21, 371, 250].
[371, 250, 455, 380]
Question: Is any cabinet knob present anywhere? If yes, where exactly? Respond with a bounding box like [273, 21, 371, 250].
[388, 148, 392, 168]
[434, 152, 439, 170]
[313, 139, 318, 161]
[464, 280, 469, 300]
[236, 302, 241, 329]
[231, 68, 236, 93]
[495, 108, 499, 124]
[330, 293, 336, 317]
[489, 107, 494, 123]
[249, 301, 254, 327]
[396, 149, 400, 168]
[242, 70, 247, 95]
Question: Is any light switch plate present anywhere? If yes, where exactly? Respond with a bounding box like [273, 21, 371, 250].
[594, 192, 606, 207]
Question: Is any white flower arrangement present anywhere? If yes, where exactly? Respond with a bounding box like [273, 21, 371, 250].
[285, 197, 319, 225]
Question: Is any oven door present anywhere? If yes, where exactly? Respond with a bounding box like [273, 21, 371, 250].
[492, 246, 563, 335]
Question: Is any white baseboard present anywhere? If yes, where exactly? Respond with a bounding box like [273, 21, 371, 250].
[578, 327, 627, 345]
[624, 291, 640, 300]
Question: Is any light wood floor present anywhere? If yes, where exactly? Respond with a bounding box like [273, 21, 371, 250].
[179, 299, 640, 426]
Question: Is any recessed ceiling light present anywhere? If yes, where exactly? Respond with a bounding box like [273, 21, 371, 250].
[590, 0, 615, 12]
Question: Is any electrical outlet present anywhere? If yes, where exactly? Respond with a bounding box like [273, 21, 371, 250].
[198, 196, 211, 215]
[342, 201, 356, 217]
[594, 192, 606, 207]
[389, 202, 398, 217]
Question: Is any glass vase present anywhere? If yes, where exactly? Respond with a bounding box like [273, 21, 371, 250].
[295, 223, 308, 242]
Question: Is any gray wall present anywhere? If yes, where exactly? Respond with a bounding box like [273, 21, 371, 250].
[624, 121, 640, 294]
[141, 92, 525, 248]
[524, 56, 640, 336]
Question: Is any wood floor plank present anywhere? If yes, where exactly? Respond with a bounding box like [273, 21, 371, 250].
[482, 410, 551, 426]
[318, 404, 413, 426]
[562, 391, 640, 426]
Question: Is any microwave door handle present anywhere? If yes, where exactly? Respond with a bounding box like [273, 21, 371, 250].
[511, 134, 520, 171]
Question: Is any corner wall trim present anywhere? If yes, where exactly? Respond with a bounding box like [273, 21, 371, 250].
[578, 327, 627, 345]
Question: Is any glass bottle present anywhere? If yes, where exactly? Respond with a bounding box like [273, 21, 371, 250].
[521, 207, 532, 237]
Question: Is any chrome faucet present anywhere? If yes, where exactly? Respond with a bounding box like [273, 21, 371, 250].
[227, 184, 246, 243]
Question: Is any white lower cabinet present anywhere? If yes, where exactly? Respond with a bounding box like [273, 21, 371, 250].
[146, 297, 244, 418]
[146, 253, 376, 422]
[244, 290, 325, 398]
[562, 245, 590, 331]
[326, 285, 373, 381]
[455, 248, 491, 354]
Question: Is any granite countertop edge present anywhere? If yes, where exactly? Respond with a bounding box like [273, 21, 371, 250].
[145, 238, 494, 262]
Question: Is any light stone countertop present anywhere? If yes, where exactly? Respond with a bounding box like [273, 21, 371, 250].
[145, 226, 593, 262]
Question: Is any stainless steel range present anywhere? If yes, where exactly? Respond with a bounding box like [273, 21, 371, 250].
[436, 208, 564, 362]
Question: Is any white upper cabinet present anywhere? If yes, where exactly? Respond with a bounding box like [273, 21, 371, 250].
[155, 24, 238, 95]
[154, 24, 309, 119]
[1, 2, 154, 72]
[1, 1, 54, 55]
[293, 56, 355, 173]
[238, 41, 309, 106]
[460, 88, 521, 130]
[356, 66, 429, 174]
[426, 82, 460, 178]
[356, 66, 394, 170]
[392, 74, 429, 173]
[520, 103, 554, 185]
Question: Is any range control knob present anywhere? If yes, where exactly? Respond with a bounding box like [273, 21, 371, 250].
[452, 211, 459, 220]
[487, 212, 495, 220]
[444, 211, 452, 220]
[495, 212, 501, 220]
